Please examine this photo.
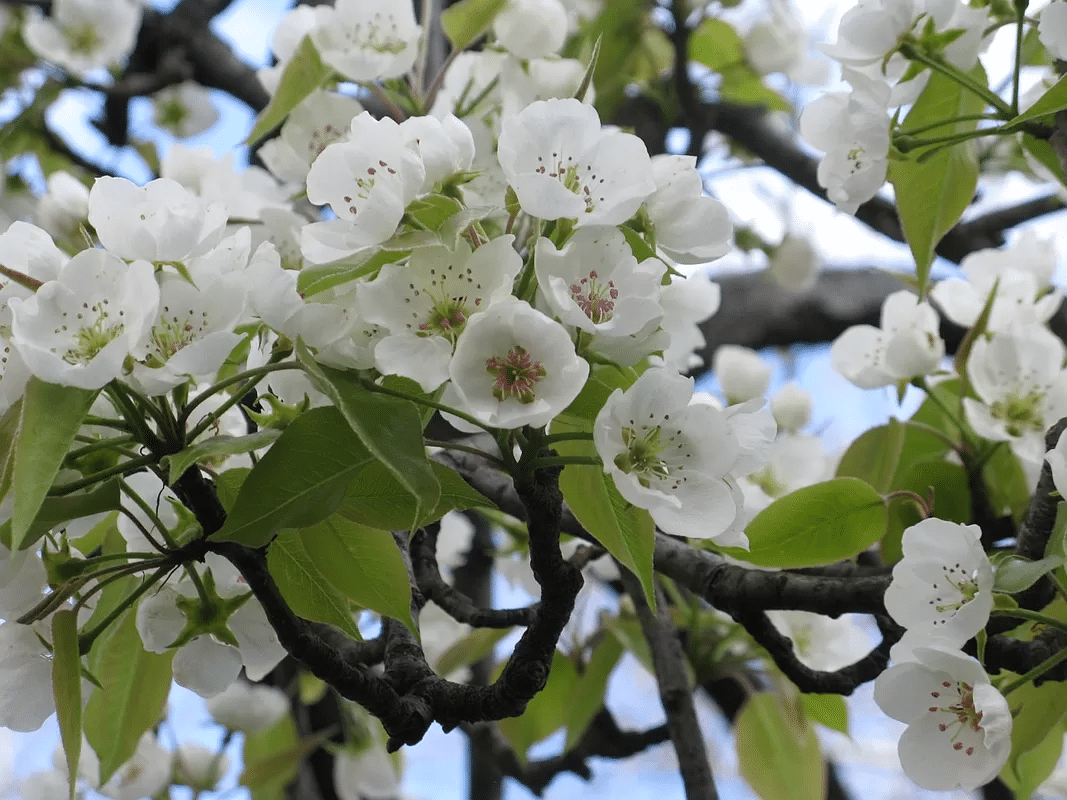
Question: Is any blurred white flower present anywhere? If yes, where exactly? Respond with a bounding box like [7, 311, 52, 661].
[152, 81, 220, 139]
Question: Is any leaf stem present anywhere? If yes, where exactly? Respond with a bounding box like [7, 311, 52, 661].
[999, 643, 1067, 696]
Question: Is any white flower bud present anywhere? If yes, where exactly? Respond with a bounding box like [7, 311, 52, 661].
[173, 743, 228, 792]
[770, 383, 812, 432]
[767, 234, 818, 291]
[206, 681, 290, 734]
[713, 345, 771, 404]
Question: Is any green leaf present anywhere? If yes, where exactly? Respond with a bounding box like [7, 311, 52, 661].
[241, 714, 307, 800]
[214, 467, 250, 512]
[211, 407, 376, 547]
[1002, 685, 1067, 799]
[498, 651, 578, 759]
[565, 635, 623, 748]
[435, 627, 511, 677]
[51, 609, 82, 800]
[799, 693, 848, 735]
[299, 515, 416, 636]
[888, 68, 985, 293]
[1007, 74, 1067, 128]
[15, 478, 122, 551]
[405, 194, 463, 231]
[296, 343, 440, 531]
[440, 0, 507, 50]
[983, 444, 1030, 523]
[0, 398, 22, 504]
[166, 430, 281, 485]
[297, 248, 409, 297]
[1023, 134, 1066, 187]
[834, 419, 907, 494]
[884, 459, 971, 563]
[689, 18, 744, 71]
[246, 36, 333, 146]
[267, 530, 364, 640]
[564, 0, 649, 118]
[337, 460, 492, 530]
[84, 608, 174, 784]
[12, 378, 97, 549]
[736, 693, 824, 800]
[993, 554, 1067, 594]
[719, 478, 887, 568]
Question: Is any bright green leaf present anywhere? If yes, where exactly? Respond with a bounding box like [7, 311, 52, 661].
[993, 554, 1067, 594]
[889, 68, 985, 293]
[884, 459, 970, 563]
[983, 444, 1030, 523]
[296, 343, 440, 531]
[166, 430, 281, 485]
[736, 693, 824, 800]
[241, 714, 305, 800]
[0, 398, 22, 504]
[214, 467, 250, 512]
[435, 627, 511, 677]
[799, 693, 848, 735]
[299, 515, 416, 636]
[51, 609, 81, 800]
[15, 478, 122, 552]
[719, 478, 887, 568]
[211, 407, 376, 547]
[12, 379, 97, 549]
[689, 18, 744, 71]
[835, 419, 906, 494]
[84, 608, 174, 783]
[268, 530, 364, 640]
[1007, 74, 1067, 128]
[1002, 684, 1067, 799]
[405, 194, 463, 231]
[440, 0, 507, 50]
[498, 651, 578, 759]
[246, 36, 333, 146]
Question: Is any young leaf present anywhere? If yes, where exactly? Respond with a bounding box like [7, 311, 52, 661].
[211, 407, 376, 547]
[1006, 74, 1067, 129]
[11, 379, 97, 549]
[435, 627, 512, 677]
[799, 693, 848, 735]
[84, 608, 174, 784]
[166, 429, 281, 485]
[736, 693, 824, 800]
[440, 0, 507, 50]
[718, 478, 887, 568]
[245, 36, 333, 146]
[296, 342, 441, 531]
[16, 478, 122, 551]
[835, 419, 906, 494]
[0, 398, 22, 503]
[298, 515, 417, 636]
[564, 635, 623, 748]
[51, 609, 82, 800]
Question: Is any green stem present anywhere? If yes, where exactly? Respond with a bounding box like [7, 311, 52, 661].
[68, 434, 138, 459]
[533, 455, 602, 469]
[895, 113, 1001, 137]
[899, 44, 1013, 116]
[1012, 4, 1025, 115]
[77, 564, 173, 654]
[120, 480, 179, 550]
[358, 376, 495, 434]
[177, 362, 302, 428]
[541, 431, 595, 445]
[990, 607, 1067, 635]
[105, 383, 162, 453]
[49, 452, 160, 496]
[1000, 643, 1067, 696]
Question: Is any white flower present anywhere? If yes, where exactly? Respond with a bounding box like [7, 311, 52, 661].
[830, 289, 944, 389]
[593, 368, 746, 544]
[742, 432, 830, 514]
[444, 299, 589, 429]
[643, 155, 732, 265]
[20, 771, 73, 800]
[819, 0, 919, 67]
[360, 236, 521, 391]
[766, 610, 870, 671]
[334, 743, 401, 800]
[400, 113, 477, 193]
[98, 732, 171, 800]
[873, 646, 1011, 791]
[260, 90, 364, 184]
[160, 145, 290, 222]
[713, 345, 771, 404]
[0, 622, 55, 732]
[770, 382, 812, 433]
[88, 177, 227, 263]
[884, 519, 993, 656]
[767, 234, 819, 291]
[23, 0, 141, 78]
[744, 0, 827, 84]
[1040, 2, 1067, 60]
[493, 0, 569, 60]
[36, 171, 89, 248]
[9, 249, 159, 390]
[310, 0, 420, 82]
[799, 70, 891, 215]
[0, 543, 47, 619]
[173, 742, 228, 792]
[302, 113, 425, 263]
[206, 680, 290, 733]
[652, 275, 721, 373]
[964, 323, 1067, 482]
[497, 98, 656, 226]
[173, 634, 244, 698]
[152, 81, 220, 139]
[535, 226, 664, 337]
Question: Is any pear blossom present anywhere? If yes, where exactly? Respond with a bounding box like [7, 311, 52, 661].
[642, 155, 732, 265]
[87, 177, 227, 263]
[152, 81, 220, 139]
[1040, 3, 1067, 60]
[309, 0, 421, 82]
[799, 70, 891, 214]
[766, 611, 870, 671]
[594, 368, 746, 544]
[744, 0, 827, 84]
[767, 234, 819, 291]
[770, 382, 813, 433]
[36, 171, 89, 249]
[360, 236, 521, 391]
[743, 432, 830, 511]
[206, 680, 290, 733]
[98, 732, 171, 800]
[9, 249, 160, 390]
[884, 519, 993, 657]
[713, 345, 772, 404]
[874, 646, 1011, 790]
[964, 323, 1067, 482]
[444, 298, 589, 429]
[830, 290, 944, 389]
[173, 742, 228, 792]
[535, 226, 665, 338]
[303, 113, 426, 263]
[493, 0, 569, 60]
[0, 621, 55, 731]
[818, 0, 919, 67]
[23, 0, 141, 78]
[259, 90, 365, 184]
[334, 742, 401, 800]
[160, 145, 290, 222]
[400, 113, 477, 193]
[654, 275, 721, 372]
[0, 222, 69, 331]
[499, 54, 593, 119]
[497, 98, 656, 226]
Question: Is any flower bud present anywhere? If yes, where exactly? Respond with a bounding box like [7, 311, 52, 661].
[206, 680, 290, 733]
[173, 743, 228, 792]
[713, 345, 771, 404]
[767, 234, 818, 291]
[770, 382, 812, 432]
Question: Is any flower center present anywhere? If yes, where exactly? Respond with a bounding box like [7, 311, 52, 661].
[749, 464, 787, 498]
[148, 305, 211, 363]
[486, 345, 545, 404]
[614, 424, 688, 490]
[569, 270, 618, 324]
[927, 680, 985, 756]
[991, 390, 1044, 437]
[157, 98, 190, 131]
[63, 302, 124, 365]
[64, 23, 100, 55]
[533, 153, 605, 213]
[346, 14, 408, 55]
[419, 296, 472, 344]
